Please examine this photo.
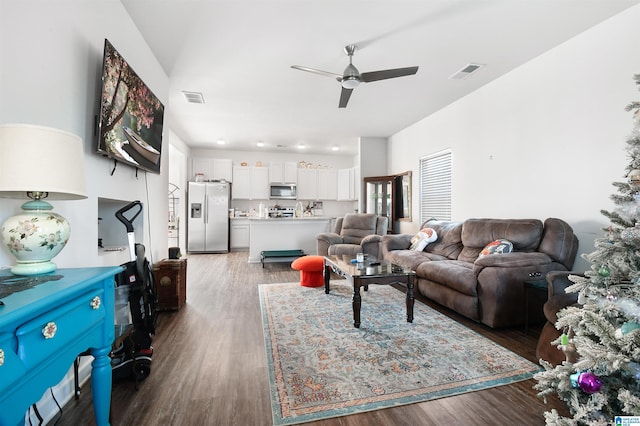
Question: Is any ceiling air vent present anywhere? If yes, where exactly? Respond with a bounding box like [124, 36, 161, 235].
[449, 63, 484, 80]
[182, 91, 205, 104]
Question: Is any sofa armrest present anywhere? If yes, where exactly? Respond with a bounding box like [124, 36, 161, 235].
[473, 252, 553, 275]
[380, 234, 412, 256]
[361, 234, 384, 259]
[546, 270, 582, 298]
[316, 232, 344, 256]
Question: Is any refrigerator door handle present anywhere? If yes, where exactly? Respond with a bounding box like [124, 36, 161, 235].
[204, 194, 208, 224]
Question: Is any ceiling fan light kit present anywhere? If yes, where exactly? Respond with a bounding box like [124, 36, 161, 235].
[341, 77, 360, 89]
[291, 43, 419, 108]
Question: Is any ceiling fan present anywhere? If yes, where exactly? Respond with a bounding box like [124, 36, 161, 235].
[291, 44, 419, 108]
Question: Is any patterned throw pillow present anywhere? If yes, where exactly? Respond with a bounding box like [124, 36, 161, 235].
[410, 228, 438, 251]
[478, 239, 513, 258]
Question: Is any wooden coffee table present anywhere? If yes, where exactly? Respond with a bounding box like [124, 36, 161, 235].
[323, 255, 417, 328]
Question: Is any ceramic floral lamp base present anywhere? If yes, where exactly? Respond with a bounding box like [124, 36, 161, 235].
[1, 200, 70, 276]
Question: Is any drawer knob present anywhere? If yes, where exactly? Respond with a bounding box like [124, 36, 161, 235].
[91, 296, 101, 310]
[42, 322, 57, 339]
[0, 349, 4, 366]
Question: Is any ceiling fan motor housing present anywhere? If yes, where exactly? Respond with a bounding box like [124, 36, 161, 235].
[341, 62, 361, 89]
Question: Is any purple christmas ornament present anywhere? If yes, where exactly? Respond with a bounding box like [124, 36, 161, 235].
[577, 372, 603, 394]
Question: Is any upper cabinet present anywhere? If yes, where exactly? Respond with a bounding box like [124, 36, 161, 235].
[232, 166, 269, 199]
[337, 168, 357, 201]
[317, 169, 338, 200]
[269, 162, 297, 183]
[297, 168, 340, 201]
[192, 158, 233, 182]
[296, 168, 318, 200]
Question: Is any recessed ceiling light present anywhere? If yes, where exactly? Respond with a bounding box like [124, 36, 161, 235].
[256, 141, 265, 147]
[217, 139, 225, 145]
[298, 144, 306, 149]
[331, 145, 340, 151]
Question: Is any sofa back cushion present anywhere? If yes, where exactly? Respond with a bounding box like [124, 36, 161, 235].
[458, 218, 543, 263]
[340, 213, 379, 244]
[420, 220, 463, 259]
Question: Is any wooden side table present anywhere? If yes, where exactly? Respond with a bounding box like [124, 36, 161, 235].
[152, 258, 188, 311]
[524, 278, 548, 335]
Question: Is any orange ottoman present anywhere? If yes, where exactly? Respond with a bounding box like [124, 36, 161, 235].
[291, 256, 325, 287]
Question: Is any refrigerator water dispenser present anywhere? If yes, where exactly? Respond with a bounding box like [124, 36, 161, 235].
[191, 203, 202, 218]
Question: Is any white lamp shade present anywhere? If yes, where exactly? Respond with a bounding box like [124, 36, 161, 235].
[0, 124, 87, 200]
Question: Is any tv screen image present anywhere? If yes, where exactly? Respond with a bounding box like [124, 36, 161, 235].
[96, 39, 164, 174]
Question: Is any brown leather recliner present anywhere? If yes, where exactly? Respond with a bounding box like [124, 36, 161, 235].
[536, 270, 580, 365]
[316, 213, 389, 259]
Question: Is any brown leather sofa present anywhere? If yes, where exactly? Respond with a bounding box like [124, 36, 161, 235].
[316, 213, 389, 259]
[536, 271, 580, 365]
[380, 218, 579, 328]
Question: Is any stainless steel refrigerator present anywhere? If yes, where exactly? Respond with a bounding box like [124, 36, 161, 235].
[187, 181, 230, 253]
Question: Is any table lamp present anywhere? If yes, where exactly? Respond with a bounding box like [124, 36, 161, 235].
[0, 124, 87, 275]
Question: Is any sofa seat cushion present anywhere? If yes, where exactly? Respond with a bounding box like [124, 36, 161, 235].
[416, 260, 477, 297]
[384, 250, 448, 271]
[328, 243, 361, 257]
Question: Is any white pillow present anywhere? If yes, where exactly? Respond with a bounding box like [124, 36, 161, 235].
[410, 228, 438, 251]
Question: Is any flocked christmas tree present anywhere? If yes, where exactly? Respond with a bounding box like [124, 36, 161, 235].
[534, 74, 640, 424]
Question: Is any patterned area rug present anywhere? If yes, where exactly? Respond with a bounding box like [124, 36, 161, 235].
[259, 281, 542, 425]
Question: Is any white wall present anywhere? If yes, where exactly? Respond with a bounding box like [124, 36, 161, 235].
[0, 4, 170, 421]
[0, 1, 170, 269]
[168, 132, 190, 253]
[388, 5, 640, 272]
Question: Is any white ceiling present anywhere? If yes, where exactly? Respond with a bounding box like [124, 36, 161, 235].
[122, 0, 639, 156]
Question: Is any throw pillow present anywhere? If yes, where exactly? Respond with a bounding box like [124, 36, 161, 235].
[410, 228, 438, 251]
[478, 239, 513, 258]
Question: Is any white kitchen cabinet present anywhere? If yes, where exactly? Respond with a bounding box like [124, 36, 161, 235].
[230, 218, 250, 249]
[269, 162, 298, 183]
[212, 159, 233, 181]
[337, 168, 355, 200]
[317, 169, 338, 200]
[232, 166, 269, 199]
[297, 168, 317, 200]
[192, 158, 233, 182]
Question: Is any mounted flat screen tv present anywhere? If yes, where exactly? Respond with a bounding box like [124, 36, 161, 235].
[96, 39, 164, 174]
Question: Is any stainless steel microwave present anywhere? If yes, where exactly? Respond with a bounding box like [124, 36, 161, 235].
[270, 184, 297, 200]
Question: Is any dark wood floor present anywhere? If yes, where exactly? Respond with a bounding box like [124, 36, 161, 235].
[58, 252, 568, 425]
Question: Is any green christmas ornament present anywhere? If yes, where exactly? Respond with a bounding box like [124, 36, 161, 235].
[621, 321, 640, 335]
[598, 265, 611, 277]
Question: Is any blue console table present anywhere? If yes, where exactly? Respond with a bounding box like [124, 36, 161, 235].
[0, 267, 121, 426]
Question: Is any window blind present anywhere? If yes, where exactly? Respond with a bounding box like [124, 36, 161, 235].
[419, 150, 452, 223]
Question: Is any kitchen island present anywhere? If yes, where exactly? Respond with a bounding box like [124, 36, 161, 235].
[248, 217, 333, 264]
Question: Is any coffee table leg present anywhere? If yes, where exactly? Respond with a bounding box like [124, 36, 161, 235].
[324, 261, 330, 294]
[406, 276, 415, 323]
[353, 280, 361, 328]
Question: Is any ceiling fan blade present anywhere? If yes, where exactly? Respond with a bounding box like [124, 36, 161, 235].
[291, 65, 342, 80]
[360, 66, 419, 83]
[339, 87, 353, 108]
